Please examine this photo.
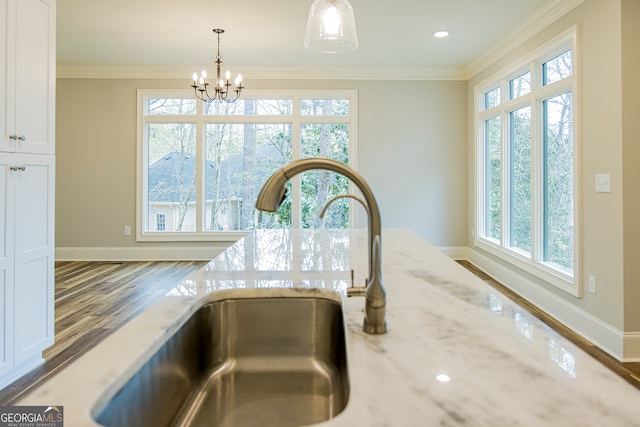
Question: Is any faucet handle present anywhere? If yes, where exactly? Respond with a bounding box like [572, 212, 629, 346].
[347, 286, 366, 297]
[347, 269, 367, 297]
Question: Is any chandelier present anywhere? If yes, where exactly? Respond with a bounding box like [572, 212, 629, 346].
[191, 29, 244, 103]
[304, 0, 358, 53]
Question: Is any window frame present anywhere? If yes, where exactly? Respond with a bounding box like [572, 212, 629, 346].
[474, 26, 580, 296]
[136, 89, 359, 242]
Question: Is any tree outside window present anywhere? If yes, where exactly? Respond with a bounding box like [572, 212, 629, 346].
[475, 34, 577, 293]
[139, 91, 357, 237]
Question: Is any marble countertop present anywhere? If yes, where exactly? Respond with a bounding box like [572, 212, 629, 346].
[18, 229, 640, 426]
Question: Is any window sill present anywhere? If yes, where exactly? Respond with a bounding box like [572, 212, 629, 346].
[474, 237, 579, 297]
[137, 231, 248, 243]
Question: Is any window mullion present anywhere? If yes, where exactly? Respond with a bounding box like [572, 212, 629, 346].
[531, 94, 543, 264]
[196, 104, 205, 233]
[501, 105, 509, 250]
[290, 96, 301, 229]
[499, 78, 509, 249]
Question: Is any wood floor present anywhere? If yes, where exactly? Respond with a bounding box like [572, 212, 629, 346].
[1, 259, 639, 406]
[0, 260, 207, 405]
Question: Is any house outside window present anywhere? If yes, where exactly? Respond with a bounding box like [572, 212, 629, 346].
[137, 90, 358, 241]
[474, 28, 579, 295]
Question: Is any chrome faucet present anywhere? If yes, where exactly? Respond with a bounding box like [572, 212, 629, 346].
[255, 158, 387, 334]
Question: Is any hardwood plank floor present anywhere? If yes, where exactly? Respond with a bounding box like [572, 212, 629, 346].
[1, 259, 638, 406]
[0, 260, 207, 405]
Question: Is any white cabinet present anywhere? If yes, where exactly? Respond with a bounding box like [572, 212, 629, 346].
[0, 0, 55, 389]
[0, 0, 56, 154]
[0, 154, 55, 385]
[0, 158, 15, 379]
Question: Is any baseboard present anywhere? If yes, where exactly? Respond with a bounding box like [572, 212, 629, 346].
[64, 244, 471, 262]
[55, 244, 234, 261]
[467, 247, 630, 362]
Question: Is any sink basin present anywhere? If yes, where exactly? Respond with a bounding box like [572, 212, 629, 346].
[94, 290, 349, 427]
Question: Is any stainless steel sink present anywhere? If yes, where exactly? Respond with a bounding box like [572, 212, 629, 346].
[94, 291, 349, 427]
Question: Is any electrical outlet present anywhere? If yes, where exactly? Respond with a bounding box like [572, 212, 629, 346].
[595, 174, 611, 193]
[588, 275, 596, 294]
[124, 226, 131, 236]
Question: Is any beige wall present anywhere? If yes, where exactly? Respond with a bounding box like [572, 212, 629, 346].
[467, 0, 635, 341]
[622, 0, 640, 332]
[55, 78, 468, 257]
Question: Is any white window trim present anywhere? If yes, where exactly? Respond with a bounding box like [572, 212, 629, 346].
[136, 89, 359, 242]
[473, 26, 581, 296]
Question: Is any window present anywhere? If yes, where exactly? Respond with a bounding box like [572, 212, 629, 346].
[137, 90, 357, 241]
[475, 28, 578, 295]
[156, 213, 166, 231]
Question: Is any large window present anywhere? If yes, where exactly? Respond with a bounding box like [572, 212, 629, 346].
[137, 90, 357, 241]
[475, 28, 578, 295]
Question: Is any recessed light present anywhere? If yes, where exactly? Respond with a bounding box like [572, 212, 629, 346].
[434, 31, 449, 38]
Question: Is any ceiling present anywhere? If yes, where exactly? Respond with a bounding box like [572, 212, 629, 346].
[57, 0, 570, 79]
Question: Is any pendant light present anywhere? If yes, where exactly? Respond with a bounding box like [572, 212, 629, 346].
[304, 0, 358, 53]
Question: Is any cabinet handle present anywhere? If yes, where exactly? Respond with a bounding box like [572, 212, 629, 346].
[9, 166, 26, 171]
[9, 134, 17, 140]
[18, 135, 26, 141]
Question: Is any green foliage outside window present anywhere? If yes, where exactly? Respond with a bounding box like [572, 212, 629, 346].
[143, 95, 354, 233]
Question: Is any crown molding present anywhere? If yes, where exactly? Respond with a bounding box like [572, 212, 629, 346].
[56, 64, 468, 81]
[464, 0, 585, 79]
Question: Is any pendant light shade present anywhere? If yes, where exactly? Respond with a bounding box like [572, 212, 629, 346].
[304, 0, 358, 53]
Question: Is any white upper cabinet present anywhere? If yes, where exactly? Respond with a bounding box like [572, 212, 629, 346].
[1, 0, 55, 154]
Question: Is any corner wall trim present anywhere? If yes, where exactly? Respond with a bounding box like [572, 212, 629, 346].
[623, 333, 640, 362]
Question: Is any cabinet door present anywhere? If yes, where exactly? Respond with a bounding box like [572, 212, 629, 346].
[0, 0, 10, 153]
[13, 154, 54, 363]
[10, 0, 55, 155]
[0, 157, 15, 377]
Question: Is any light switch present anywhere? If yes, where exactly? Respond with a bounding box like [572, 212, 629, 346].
[595, 174, 611, 193]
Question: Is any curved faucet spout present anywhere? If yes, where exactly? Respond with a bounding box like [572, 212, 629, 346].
[319, 194, 369, 220]
[255, 158, 387, 334]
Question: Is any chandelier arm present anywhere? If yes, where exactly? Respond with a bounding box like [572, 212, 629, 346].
[203, 83, 218, 102]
